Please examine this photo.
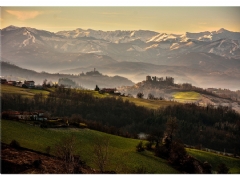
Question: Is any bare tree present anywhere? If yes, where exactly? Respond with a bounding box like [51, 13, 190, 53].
[166, 116, 178, 142]
[54, 134, 78, 173]
[148, 93, 155, 100]
[92, 136, 110, 173]
[137, 92, 144, 99]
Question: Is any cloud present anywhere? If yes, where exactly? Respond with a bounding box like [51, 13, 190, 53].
[6, 10, 43, 20]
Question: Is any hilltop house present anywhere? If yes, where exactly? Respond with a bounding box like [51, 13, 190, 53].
[16, 81, 23, 87]
[1, 78, 7, 84]
[7, 81, 17, 86]
[24, 80, 35, 88]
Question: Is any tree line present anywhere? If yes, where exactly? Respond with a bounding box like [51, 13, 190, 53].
[1, 87, 240, 155]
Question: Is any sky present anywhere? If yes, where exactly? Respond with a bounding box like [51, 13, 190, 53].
[1, 1, 240, 34]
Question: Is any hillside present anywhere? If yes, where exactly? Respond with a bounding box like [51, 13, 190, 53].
[1, 120, 240, 173]
[1, 61, 134, 89]
[118, 76, 240, 114]
[1, 119, 179, 174]
[1, 143, 97, 174]
[0, 84, 177, 110]
[1, 84, 240, 156]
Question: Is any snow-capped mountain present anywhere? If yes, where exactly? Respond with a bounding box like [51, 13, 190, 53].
[1, 25, 240, 89]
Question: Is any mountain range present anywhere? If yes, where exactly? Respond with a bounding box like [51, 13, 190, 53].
[1, 25, 240, 90]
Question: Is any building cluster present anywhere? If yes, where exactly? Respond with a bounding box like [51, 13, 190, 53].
[1, 78, 35, 88]
[146, 75, 174, 85]
[1, 110, 48, 121]
[99, 88, 121, 95]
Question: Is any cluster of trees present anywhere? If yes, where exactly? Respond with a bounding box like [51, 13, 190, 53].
[137, 117, 230, 173]
[58, 78, 81, 88]
[1, 87, 240, 155]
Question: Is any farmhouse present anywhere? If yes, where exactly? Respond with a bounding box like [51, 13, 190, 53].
[1, 78, 8, 84]
[7, 81, 17, 86]
[1, 111, 21, 119]
[16, 81, 23, 87]
[99, 88, 121, 95]
[1, 110, 48, 121]
[24, 80, 35, 88]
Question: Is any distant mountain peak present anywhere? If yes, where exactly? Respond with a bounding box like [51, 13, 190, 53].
[2, 25, 20, 31]
[216, 28, 229, 33]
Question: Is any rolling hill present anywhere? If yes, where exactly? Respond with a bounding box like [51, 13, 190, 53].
[0, 61, 134, 89]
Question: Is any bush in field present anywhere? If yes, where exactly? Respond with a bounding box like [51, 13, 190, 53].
[155, 144, 169, 159]
[137, 92, 144, 99]
[168, 141, 187, 166]
[92, 136, 110, 173]
[136, 141, 145, 152]
[10, 140, 21, 149]
[217, 163, 229, 174]
[145, 141, 153, 150]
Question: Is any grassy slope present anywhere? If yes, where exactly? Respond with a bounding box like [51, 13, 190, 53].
[0, 119, 178, 173]
[173, 91, 200, 102]
[0, 84, 50, 98]
[187, 148, 240, 174]
[1, 85, 178, 110]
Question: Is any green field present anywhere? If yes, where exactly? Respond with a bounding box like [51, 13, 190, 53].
[0, 84, 50, 98]
[120, 96, 179, 110]
[173, 91, 201, 102]
[0, 119, 178, 173]
[2, 120, 240, 173]
[187, 148, 240, 174]
[1, 85, 178, 110]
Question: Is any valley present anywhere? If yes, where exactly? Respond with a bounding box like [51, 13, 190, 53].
[1, 26, 240, 90]
[1, 24, 240, 174]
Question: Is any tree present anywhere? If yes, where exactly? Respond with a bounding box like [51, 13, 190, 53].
[92, 136, 110, 173]
[137, 92, 144, 99]
[147, 129, 163, 148]
[42, 79, 47, 87]
[168, 141, 187, 166]
[95, 85, 100, 91]
[217, 163, 229, 174]
[136, 141, 145, 152]
[54, 134, 78, 173]
[148, 93, 154, 100]
[166, 116, 178, 142]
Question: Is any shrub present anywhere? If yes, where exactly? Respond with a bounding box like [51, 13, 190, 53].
[145, 141, 153, 150]
[93, 136, 110, 173]
[217, 163, 229, 174]
[168, 141, 187, 166]
[136, 141, 145, 152]
[181, 155, 196, 173]
[202, 161, 212, 174]
[10, 140, 21, 149]
[33, 159, 42, 168]
[155, 144, 169, 159]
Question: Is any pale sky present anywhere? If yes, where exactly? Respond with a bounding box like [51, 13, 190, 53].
[1, 6, 240, 34]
